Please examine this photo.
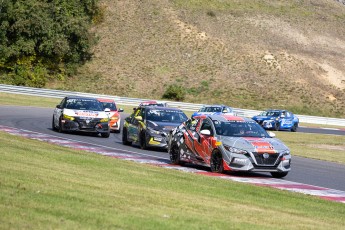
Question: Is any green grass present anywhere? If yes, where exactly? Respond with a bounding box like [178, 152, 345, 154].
[1, 131, 345, 229]
[275, 132, 345, 164]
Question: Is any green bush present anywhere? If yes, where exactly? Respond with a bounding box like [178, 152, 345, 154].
[0, 0, 101, 87]
[162, 84, 186, 101]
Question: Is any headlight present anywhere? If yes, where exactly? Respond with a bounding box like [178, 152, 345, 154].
[100, 118, 109, 122]
[63, 114, 75, 121]
[281, 149, 290, 156]
[111, 116, 119, 121]
[147, 127, 160, 135]
[223, 145, 248, 154]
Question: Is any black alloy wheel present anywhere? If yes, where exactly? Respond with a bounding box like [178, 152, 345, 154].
[210, 151, 224, 173]
[101, 131, 110, 138]
[58, 116, 64, 133]
[170, 144, 182, 165]
[291, 123, 298, 132]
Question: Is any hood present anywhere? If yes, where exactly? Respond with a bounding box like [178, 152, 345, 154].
[146, 120, 180, 132]
[252, 115, 278, 121]
[63, 109, 108, 118]
[220, 136, 288, 153]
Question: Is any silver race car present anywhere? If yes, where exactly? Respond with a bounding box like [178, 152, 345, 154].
[168, 114, 291, 178]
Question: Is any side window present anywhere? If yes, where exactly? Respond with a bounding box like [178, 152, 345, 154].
[186, 118, 199, 131]
[200, 119, 213, 135]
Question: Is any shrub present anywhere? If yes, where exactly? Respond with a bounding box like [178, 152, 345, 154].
[162, 84, 186, 101]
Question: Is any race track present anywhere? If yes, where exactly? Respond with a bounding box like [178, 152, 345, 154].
[1, 105, 345, 192]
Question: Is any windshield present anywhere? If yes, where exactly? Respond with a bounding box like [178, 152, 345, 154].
[204, 107, 222, 112]
[146, 109, 188, 123]
[260, 111, 280, 117]
[65, 99, 103, 111]
[214, 121, 270, 138]
[100, 102, 117, 111]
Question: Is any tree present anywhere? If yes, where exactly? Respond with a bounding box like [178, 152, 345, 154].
[0, 0, 100, 87]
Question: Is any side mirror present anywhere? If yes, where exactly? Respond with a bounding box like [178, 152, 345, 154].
[133, 107, 137, 111]
[135, 116, 143, 121]
[104, 108, 111, 112]
[268, 132, 276, 138]
[56, 105, 61, 109]
[118, 108, 124, 112]
[200, 129, 211, 136]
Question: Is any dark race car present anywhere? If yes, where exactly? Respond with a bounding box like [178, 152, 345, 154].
[168, 114, 291, 178]
[122, 105, 188, 149]
[252, 109, 299, 132]
[52, 96, 111, 137]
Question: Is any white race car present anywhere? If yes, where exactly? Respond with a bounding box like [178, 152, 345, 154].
[52, 96, 111, 137]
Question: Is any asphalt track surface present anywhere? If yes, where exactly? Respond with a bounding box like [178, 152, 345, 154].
[1, 105, 345, 192]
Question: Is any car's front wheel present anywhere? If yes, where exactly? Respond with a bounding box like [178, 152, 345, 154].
[58, 116, 64, 133]
[291, 123, 298, 132]
[270, 171, 288, 178]
[274, 122, 280, 131]
[101, 131, 110, 138]
[169, 143, 183, 165]
[52, 116, 57, 131]
[210, 150, 224, 173]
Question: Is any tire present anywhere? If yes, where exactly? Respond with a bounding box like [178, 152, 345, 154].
[122, 127, 132, 145]
[58, 116, 64, 133]
[291, 123, 298, 132]
[169, 144, 183, 165]
[52, 116, 57, 131]
[270, 171, 288, 178]
[274, 122, 280, 131]
[140, 131, 147, 150]
[101, 131, 110, 138]
[210, 151, 224, 173]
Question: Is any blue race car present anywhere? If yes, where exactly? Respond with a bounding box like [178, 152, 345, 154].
[191, 105, 235, 119]
[252, 109, 299, 132]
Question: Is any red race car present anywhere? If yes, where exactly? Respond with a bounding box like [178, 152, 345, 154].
[97, 98, 124, 133]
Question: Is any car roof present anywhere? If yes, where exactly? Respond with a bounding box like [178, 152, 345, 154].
[65, 96, 98, 100]
[97, 98, 115, 103]
[202, 104, 228, 108]
[144, 106, 182, 111]
[208, 114, 252, 122]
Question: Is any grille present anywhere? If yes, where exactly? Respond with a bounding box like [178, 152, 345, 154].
[76, 118, 100, 128]
[253, 152, 279, 166]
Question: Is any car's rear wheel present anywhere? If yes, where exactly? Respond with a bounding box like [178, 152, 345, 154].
[140, 131, 147, 150]
[122, 127, 132, 145]
[210, 151, 224, 173]
[270, 172, 288, 178]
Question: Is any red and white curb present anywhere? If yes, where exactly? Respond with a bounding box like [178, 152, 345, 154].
[1, 125, 345, 204]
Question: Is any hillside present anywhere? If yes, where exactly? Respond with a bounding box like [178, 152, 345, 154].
[47, 0, 345, 117]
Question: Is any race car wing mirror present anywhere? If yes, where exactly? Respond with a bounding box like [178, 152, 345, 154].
[135, 116, 143, 121]
[200, 129, 211, 136]
[118, 108, 124, 112]
[56, 105, 61, 109]
[268, 131, 276, 138]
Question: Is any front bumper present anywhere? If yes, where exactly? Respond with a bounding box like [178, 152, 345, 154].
[145, 131, 169, 148]
[225, 151, 291, 173]
[109, 119, 121, 131]
[61, 118, 109, 133]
